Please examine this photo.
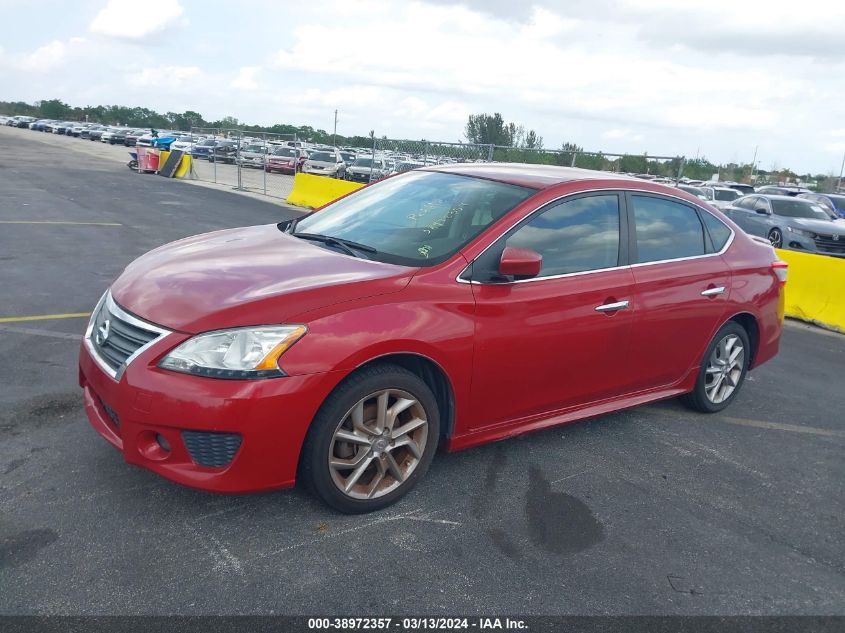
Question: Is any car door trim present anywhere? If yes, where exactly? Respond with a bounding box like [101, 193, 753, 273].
[700, 286, 727, 297]
[456, 186, 735, 285]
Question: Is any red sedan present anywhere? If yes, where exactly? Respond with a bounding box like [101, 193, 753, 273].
[79, 164, 786, 513]
[265, 146, 307, 174]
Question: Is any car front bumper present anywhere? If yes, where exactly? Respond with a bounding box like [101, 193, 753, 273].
[78, 336, 341, 493]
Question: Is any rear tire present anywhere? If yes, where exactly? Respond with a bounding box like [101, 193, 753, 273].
[300, 364, 440, 514]
[681, 321, 750, 413]
[768, 228, 783, 249]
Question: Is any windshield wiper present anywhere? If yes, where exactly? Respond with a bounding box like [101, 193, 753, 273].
[293, 232, 378, 257]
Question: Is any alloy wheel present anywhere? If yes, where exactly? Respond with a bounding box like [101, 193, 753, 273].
[328, 389, 428, 500]
[768, 229, 783, 248]
[704, 334, 745, 404]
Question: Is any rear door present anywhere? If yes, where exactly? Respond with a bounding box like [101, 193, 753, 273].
[626, 193, 733, 391]
[468, 192, 636, 429]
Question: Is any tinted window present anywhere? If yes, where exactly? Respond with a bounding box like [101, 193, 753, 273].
[700, 212, 732, 251]
[736, 196, 757, 210]
[633, 195, 705, 263]
[505, 195, 620, 277]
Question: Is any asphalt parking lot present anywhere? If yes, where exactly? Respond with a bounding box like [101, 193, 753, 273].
[1, 126, 844, 616]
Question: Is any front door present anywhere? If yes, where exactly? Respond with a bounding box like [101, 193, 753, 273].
[468, 192, 636, 430]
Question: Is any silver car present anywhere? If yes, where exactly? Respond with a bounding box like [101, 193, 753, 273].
[723, 194, 845, 257]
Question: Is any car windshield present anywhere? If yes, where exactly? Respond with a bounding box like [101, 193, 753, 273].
[310, 152, 334, 162]
[244, 144, 263, 152]
[827, 194, 845, 209]
[340, 153, 355, 162]
[199, 140, 217, 146]
[273, 148, 295, 156]
[771, 199, 832, 220]
[293, 171, 535, 266]
[353, 158, 373, 168]
[714, 189, 740, 201]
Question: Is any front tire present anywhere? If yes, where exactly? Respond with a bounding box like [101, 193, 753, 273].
[768, 228, 783, 249]
[682, 321, 750, 413]
[300, 364, 440, 513]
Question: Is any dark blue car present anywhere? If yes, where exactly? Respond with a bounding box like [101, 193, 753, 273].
[798, 193, 845, 219]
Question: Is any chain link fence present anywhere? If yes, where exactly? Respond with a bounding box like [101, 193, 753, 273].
[183, 126, 685, 199]
[188, 127, 298, 200]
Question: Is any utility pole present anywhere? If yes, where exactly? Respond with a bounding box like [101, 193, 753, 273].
[838, 151, 845, 193]
[332, 109, 338, 147]
[749, 145, 758, 182]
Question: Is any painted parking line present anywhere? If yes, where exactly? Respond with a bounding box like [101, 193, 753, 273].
[0, 220, 122, 226]
[0, 325, 81, 341]
[640, 406, 845, 439]
[0, 312, 90, 324]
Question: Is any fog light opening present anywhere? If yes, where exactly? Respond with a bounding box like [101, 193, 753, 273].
[156, 434, 171, 453]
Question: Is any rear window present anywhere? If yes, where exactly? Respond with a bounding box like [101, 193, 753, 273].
[700, 212, 732, 252]
[632, 195, 706, 263]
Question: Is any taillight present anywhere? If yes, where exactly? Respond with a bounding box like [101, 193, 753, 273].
[772, 260, 788, 286]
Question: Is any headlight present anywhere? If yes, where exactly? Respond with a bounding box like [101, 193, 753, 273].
[158, 325, 307, 379]
[787, 227, 816, 238]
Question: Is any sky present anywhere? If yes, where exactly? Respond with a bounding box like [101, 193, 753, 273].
[1, 0, 844, 175]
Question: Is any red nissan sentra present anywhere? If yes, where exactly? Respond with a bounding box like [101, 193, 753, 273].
[78, 164, 787, 513]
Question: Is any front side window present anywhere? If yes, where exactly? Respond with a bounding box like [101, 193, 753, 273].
[633, 195, 705, 263]
[293, 171, 535, 266]
[505, 195, 620, 277]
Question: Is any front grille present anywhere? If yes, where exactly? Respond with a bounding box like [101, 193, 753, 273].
[182, 431, 242, 468]
[88, 295, 165, 376]
[814, 234, 845, 254]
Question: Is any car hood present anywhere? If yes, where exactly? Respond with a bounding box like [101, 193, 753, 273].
[790, 218, 845, 234]
[110, 224, 415, 333]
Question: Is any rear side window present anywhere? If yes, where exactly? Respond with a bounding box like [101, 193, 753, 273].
[700, 212, 732, 251]
[632, 195, 705, 263]
[505, 194, 620, 276]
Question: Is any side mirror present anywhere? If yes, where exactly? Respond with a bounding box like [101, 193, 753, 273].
[499, 246, 542, 279]
[755, 207, 770, 215]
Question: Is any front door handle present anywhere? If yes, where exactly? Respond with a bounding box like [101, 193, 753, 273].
[701, 286, 726, 297]
[595, 300, 630, 313]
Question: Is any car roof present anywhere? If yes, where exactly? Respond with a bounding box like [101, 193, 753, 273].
[421, 162, 639, 189]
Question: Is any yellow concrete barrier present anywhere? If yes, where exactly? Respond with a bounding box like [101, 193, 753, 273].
[776, 248, 845, 332]
[286, 173, 364, 209]
[157, 150, 192, 178]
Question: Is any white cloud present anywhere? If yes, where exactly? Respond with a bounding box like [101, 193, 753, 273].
[21, 40, 67, 71]
[230, 66, 260, 90]
[90, 0, 186, 39]
[127, 65, 200, 88]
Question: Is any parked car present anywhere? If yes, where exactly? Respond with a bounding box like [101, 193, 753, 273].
[266, 146, 306, 174]
[723, 194, 845, 256]
[88, 126, 110, 141]
[346, 156, 390, 182]
[14, 116, 36, 128]
[123, 129, 146, 147]
[170, 135, 199, 153]
[80, 125, 105, 140]
[755, 185, 812, 197]
[107, 128, 133, 145]
[70, 123, 91, 137]
[302, 149, 346, 178]
[699, 186, 742, 209]
[78, 164, 786, 513]
[797, 193, 845, 219]
[237, 143, 268, 169]
[725, 183, 755, 196]
[677, 185, 708, 201]
[190, 138, 219, 159]
[208, 141, 239, 164]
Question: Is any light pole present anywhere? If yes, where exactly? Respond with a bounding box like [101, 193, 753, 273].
[837, 150, 845, 193]
[332, 109, 338, 147]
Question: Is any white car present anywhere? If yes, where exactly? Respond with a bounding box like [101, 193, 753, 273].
[302, 149, 346, 178]
[170, 135, 201, 153]
[699, 186, 742, 209]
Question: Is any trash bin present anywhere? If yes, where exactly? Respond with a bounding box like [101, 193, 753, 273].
[137, 146, 160, 172]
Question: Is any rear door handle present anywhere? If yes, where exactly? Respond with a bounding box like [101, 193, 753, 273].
[701, 286, 726, 297]
[594, 300, 630, 312]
